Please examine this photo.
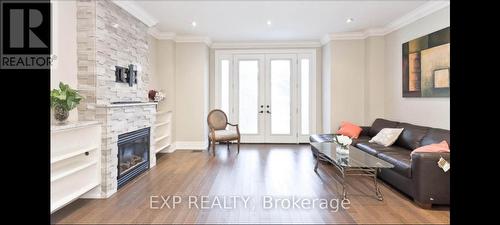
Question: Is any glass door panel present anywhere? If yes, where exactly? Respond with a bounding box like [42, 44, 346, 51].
[265, 54, 297, 143]
[270, 60, 291, 134]
[238, 60, 259, 134]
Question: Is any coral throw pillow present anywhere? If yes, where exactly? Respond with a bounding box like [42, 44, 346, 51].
[411, 141, 450, 154]
[336, 121, 363, 139]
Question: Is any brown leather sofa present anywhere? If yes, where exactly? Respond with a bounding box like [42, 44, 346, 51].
[310, 118, 450, 208]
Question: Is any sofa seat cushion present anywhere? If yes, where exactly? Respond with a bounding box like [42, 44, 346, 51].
[395, 123, 430, 150]
[356, 141, 408, 156]
[351, 135, 371, 145]
[377, 151, 412, 178]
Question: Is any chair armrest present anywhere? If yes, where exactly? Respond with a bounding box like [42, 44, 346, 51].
[227, 123, 240, 136]
[411, 152, 450, 205]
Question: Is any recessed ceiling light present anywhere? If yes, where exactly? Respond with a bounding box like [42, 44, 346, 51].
[346, 18, 354, 23]
[267, 20, 272, 26]
[192, 21, 197, 27]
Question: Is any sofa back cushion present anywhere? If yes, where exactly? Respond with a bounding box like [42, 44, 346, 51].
[394, 122, 430, 150]
[369, 118, 399, 137]
[420, 128, 450, 147]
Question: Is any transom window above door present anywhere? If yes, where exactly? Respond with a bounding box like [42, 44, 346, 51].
[214, 49, 317, 143]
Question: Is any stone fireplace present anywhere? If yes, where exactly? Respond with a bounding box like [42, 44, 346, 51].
[76, 0, 156, 197]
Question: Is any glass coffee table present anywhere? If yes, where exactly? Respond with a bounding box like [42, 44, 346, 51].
[310, 142, 394, 201]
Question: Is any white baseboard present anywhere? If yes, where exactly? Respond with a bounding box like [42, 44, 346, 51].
[172, 141, 208, 151]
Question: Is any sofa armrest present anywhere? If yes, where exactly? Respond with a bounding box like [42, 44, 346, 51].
[411, 152, 450, 205]
[360, 126, 371, 137]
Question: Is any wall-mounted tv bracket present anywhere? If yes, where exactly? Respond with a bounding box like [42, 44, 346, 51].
[115, 64, 138, 87]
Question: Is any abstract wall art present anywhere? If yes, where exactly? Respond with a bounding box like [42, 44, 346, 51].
[402, 27, 450, 97]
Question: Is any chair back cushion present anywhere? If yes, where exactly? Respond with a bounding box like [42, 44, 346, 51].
[207, 109, 228, 130]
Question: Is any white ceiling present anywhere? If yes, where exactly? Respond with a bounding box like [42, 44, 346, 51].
[131, 0, 439, 42]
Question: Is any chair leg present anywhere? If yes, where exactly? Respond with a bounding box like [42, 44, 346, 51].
[227, 141, 230, 150]
[212, 140, 216, 156]
[237, 138, 240, 154]
[207, 137, 211, 152]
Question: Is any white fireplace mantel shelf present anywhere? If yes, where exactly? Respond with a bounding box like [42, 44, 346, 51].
[95, 102, 158, 108]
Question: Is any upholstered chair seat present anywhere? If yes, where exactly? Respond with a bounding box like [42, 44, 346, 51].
[214, 130, 239, 141]
[207, 109, 240, 156]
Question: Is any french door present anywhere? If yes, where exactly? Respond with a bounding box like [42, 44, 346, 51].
[215, 50, 316, 143]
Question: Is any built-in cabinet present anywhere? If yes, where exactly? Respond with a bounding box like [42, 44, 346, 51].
[50, 121, 101, 213]
[154, 102, 172, 153]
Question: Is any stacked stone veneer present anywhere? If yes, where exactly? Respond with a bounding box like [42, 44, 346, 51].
[96, 104, 156, 197]
[76, 0, 155, 197]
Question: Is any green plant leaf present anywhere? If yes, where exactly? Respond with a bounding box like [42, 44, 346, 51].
[51, 82, 83, 110]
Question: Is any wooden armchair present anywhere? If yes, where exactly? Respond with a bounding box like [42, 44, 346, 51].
[207, 109, 240, 156]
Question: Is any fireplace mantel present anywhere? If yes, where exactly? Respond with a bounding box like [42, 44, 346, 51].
[96, 102, 158, 108]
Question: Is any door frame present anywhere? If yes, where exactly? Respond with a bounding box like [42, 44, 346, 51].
[214, 49, 317, 143]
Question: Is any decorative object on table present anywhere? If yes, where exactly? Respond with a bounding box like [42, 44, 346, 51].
[50, 82, 84, 124]
[148, 89, 166, 102]
[333, 134, 352, 154]
[402, 27, 449, 97]
[369, 128, 404, 147]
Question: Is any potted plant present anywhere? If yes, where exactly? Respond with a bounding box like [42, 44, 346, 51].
[50, 82, 84, 124]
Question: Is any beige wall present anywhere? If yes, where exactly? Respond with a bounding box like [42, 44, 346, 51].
[51, 0, 77, 121]
[330, 40, 366, 129]
[175, 43, 210, 146]
[148, 36, 158, 90]
[155, 40, 176, 113]
[364, 36, 385, 125]
[384, 6, 450, 129]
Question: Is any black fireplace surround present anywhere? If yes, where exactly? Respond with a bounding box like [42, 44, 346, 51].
[117, 127, 150, 189]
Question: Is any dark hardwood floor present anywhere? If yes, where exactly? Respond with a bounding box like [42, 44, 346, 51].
[51, 144, 449, 224]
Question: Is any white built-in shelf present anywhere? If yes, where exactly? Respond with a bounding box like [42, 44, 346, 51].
[51, 161, 98, 182]
[154, 121, 169, 128]
[51, 182, 99, 213]
[51, 122, 100, 213]
[155, 134, 169, 143]
[156, 143, 171, 153]
[51, 147, 98, 164]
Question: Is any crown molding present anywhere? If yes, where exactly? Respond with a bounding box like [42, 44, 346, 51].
[384, 1, 450, 35]
[321, 1, 450, 44]
[175, 35, 212, 46]
[112, 0, 158, 27]
[148, 28, 211, 46]
[211, 41, 321, 49]
[148, 27, 176, 40]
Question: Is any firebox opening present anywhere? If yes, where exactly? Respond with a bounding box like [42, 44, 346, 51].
[117, 127, 150, 189]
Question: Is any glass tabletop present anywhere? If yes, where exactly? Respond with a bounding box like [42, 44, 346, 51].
[310, 142, 394, 168]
